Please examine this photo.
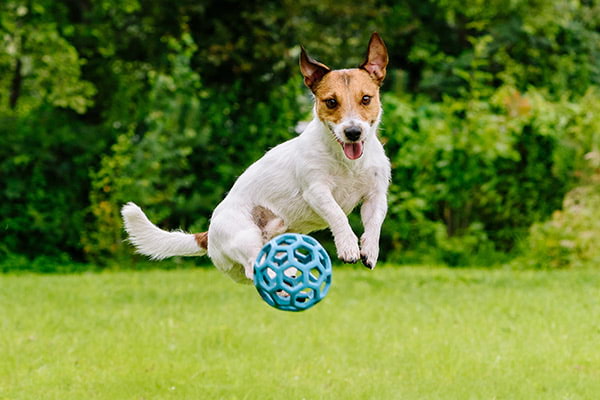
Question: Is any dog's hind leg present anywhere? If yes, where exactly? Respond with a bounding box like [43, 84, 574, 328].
[228, 211, 288, 282]
[209, 206, 287, 284]
[226, 227, 265, 282]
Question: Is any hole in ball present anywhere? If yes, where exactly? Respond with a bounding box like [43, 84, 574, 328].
[296, 288, 314, 303]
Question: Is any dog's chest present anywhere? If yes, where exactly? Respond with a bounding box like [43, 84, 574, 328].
[283, 170, 370, 233]
[330, 167, 372, 214]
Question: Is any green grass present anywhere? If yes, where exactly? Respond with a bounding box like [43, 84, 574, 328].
[1, 265, 600, 399]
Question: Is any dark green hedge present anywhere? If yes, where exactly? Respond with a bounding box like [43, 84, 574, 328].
[1, 0, 599, 270]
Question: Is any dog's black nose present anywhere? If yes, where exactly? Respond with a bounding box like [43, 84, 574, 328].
[344, 126, 362, 141]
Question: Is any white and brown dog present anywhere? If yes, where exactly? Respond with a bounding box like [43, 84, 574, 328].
[122, 33, 391, 283]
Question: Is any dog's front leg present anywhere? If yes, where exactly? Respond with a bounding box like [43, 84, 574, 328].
[360, 191, 388, 270]
[303, 184, 360, 263]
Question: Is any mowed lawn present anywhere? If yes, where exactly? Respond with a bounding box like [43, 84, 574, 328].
[1, 266, 600, 399]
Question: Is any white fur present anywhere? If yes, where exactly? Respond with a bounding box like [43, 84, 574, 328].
[121, 202, 206, 259]
[122, 102, 390, 284]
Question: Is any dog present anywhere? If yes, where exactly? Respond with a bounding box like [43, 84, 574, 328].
[121, 32, 391, 283]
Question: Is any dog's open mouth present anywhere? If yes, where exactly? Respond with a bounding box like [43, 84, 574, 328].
[341, 141, 364, 160]
[327, 123, 365, 160]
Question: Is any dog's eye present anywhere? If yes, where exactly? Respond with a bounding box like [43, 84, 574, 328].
[325, 98, 338, 109]
[361, 95, 372, 105]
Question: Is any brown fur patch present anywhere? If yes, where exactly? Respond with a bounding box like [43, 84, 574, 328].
[313, 69, 381, 126]
[194, 232, 208, 249]
[252, 206, 287, 241]
[252, 206, 277, 229]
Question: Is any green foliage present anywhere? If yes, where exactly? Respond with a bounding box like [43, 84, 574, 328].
[0, 1, 96, 113]
[0, 1, 105, 263]
[523, 183, 600, 269]
[381, 86, 600, 265]
[518, 139, 600, 269]
[0, 109, 108, 261]
[392, 0, 600, 98]
[1, 0, 600, 269]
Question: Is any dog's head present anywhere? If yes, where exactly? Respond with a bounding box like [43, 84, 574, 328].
[300, 33, 388, 160]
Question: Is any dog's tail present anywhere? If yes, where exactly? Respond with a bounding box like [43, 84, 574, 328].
[121, 202, 207, 260]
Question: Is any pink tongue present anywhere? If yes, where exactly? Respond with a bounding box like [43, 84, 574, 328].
[343, 142, 364, 160]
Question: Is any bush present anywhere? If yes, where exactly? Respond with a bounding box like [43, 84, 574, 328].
[518, 143, 600, 268]
[520, 181, 600, 269]
[380, 86, 600, 265]
[2, 1, 600, 270]
[0, 108, 109, 261]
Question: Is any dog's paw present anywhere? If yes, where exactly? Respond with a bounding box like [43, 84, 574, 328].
[338, 247, 360, 264]
[360, 253, 376, 269]
[360, 236, 379, 270]
[335, 234, 361, 264]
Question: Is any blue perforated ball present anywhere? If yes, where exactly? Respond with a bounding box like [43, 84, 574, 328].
[253, 233, 332, 312]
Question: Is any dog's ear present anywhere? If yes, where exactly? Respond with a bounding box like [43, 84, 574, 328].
[300, 47, 331, 90]
[359, 32, 388, 85]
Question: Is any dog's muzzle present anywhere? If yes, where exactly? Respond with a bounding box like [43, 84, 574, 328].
[326, 121, 367, 160]
[344, 126, 362, 142]
[340, 124, 365, 160]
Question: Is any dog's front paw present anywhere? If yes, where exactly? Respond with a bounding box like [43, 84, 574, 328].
[360, 253, 376, 270]
[360, 236, 379, 270]
[335, 234, 361, 264]
[338, 245, 361, 264]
